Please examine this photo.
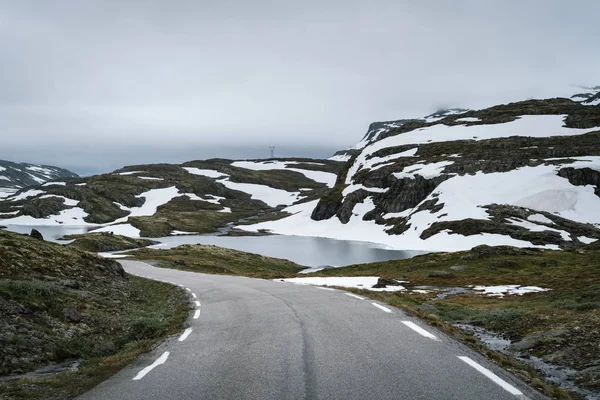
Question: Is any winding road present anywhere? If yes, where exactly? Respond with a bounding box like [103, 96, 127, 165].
[78, 260, 545, 400]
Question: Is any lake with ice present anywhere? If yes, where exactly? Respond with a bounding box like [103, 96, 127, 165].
[2, 225, 424, 268]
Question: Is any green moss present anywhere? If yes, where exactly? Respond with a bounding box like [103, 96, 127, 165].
[63, 233, 158, 252]
[130, 244, 305, 278]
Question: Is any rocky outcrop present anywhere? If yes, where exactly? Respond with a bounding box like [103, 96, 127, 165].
[558, 167, 600, 197]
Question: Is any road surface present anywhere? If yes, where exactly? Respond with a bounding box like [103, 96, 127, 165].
[78, 260, 544, 400]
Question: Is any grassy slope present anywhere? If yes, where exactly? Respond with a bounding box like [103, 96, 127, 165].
[129, 244, 304, 278]
[62, 232, 158, 252]
[315, 244, 600, 398]
[0, 231, 189, 399]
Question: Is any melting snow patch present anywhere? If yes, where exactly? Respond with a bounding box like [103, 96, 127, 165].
[277, 277, 406, 292]
[456, 117, 481, 122]
[117, 171, 143, 176]
[527, 214, 554, 225]
[42, 182, 66, 187]
[183, 167, 228, 178]
[218, 179, 300, 207]
[579, 236, 598, 244]
[393, 161, 454, 180]
[138, 176, 164, 181]
[9, 189, 45, 201]
[171, 230, 199, 235]
[472, 285, 550, 297]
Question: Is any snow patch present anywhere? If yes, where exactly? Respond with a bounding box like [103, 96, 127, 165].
[9, 189, 45, 201]
[579, 236, 598, 244]
[183, 167, 229, 178]
[472, 285, 550, 297]
[42, 182, 66, 186]
[527, 214, 554, 225]
[117, 171, 143, 176]
[277, 276, 406, 292]
[218, 179, 300, 207]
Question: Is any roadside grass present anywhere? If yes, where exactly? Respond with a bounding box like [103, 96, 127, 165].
[129, 244, 304, 278]
[0, 276, 189, 400]
[0, 231, 189, 399]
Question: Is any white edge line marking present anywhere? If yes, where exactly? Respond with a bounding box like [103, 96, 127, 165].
[193, 309, 201, 319]
[371, 303, 392, 313]
[316, 286, 336, 291]
[132, 351, 169, 380]
[458, 356, 524, 397]
[401, 321, 440, 341]
[178, 328, 193, 342]
[177, 284, 184, 287]
[345, 293, 365, 300]
[191, 293, 197, 298]
[194, 301, 201, 307]
[185, 288, 191, 292]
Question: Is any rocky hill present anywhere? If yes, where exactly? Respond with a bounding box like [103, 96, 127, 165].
[0, 230, 188, 399]
[0, 158, 343, 238]
[0, 160, 78, 198]
[241, 90, 600, 251]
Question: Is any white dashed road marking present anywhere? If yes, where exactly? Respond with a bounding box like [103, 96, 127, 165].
[371, 303, 392, 313]
[458, 356, 525, 398]
[194, 309, 201, 319]
[178, 328, 193, 342]
[194, 301, 201, 307]
[185, 288, 191, 292]
[132, 351, 169, 381]
[316, 287, 336, 291]
[401, 321, 440, 341]
[191, 293, 197, 299]
[345, 293, 365, 300]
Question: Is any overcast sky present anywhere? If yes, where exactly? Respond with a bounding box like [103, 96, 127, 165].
[1, 0, 599, 175]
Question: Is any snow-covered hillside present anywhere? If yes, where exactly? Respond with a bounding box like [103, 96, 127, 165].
[0, 160, 78, 198]
[0, 158, 343, 238]
[242, 95, 600, 251]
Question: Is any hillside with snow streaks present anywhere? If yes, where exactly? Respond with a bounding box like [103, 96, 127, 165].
[0, 158, 344, 237]
[242, 96, 600, 251]
[0, 160, 78, 198]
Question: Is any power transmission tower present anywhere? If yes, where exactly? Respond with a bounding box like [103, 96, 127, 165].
[269, 146, 275, 159]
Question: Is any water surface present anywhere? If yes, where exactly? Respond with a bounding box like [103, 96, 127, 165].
[2, 225, 424, 267]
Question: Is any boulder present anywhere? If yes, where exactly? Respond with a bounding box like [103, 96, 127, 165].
[30, 229, 44, 241]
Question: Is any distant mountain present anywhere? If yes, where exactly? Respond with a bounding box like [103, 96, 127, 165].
[570, 85, 600, 106]
[329, 108, 470, 162]
[0, 160, 78, 198]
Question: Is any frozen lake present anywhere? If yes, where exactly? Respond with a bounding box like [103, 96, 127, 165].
[2, 225, 424, 267]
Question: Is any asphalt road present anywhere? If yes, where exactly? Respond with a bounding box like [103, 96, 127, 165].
[78, 260, 545, 400]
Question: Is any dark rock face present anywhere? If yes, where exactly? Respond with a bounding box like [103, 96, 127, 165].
[22, 197, 69, 219]
[30, 229, 44, 241]
[558, 167, 600, 197]
[109, 261, 127, 278]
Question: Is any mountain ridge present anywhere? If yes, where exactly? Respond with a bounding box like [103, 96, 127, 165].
[0, 159, 78, 198]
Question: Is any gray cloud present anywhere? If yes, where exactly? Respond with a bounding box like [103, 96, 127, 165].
[1, 0, 599, 173]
